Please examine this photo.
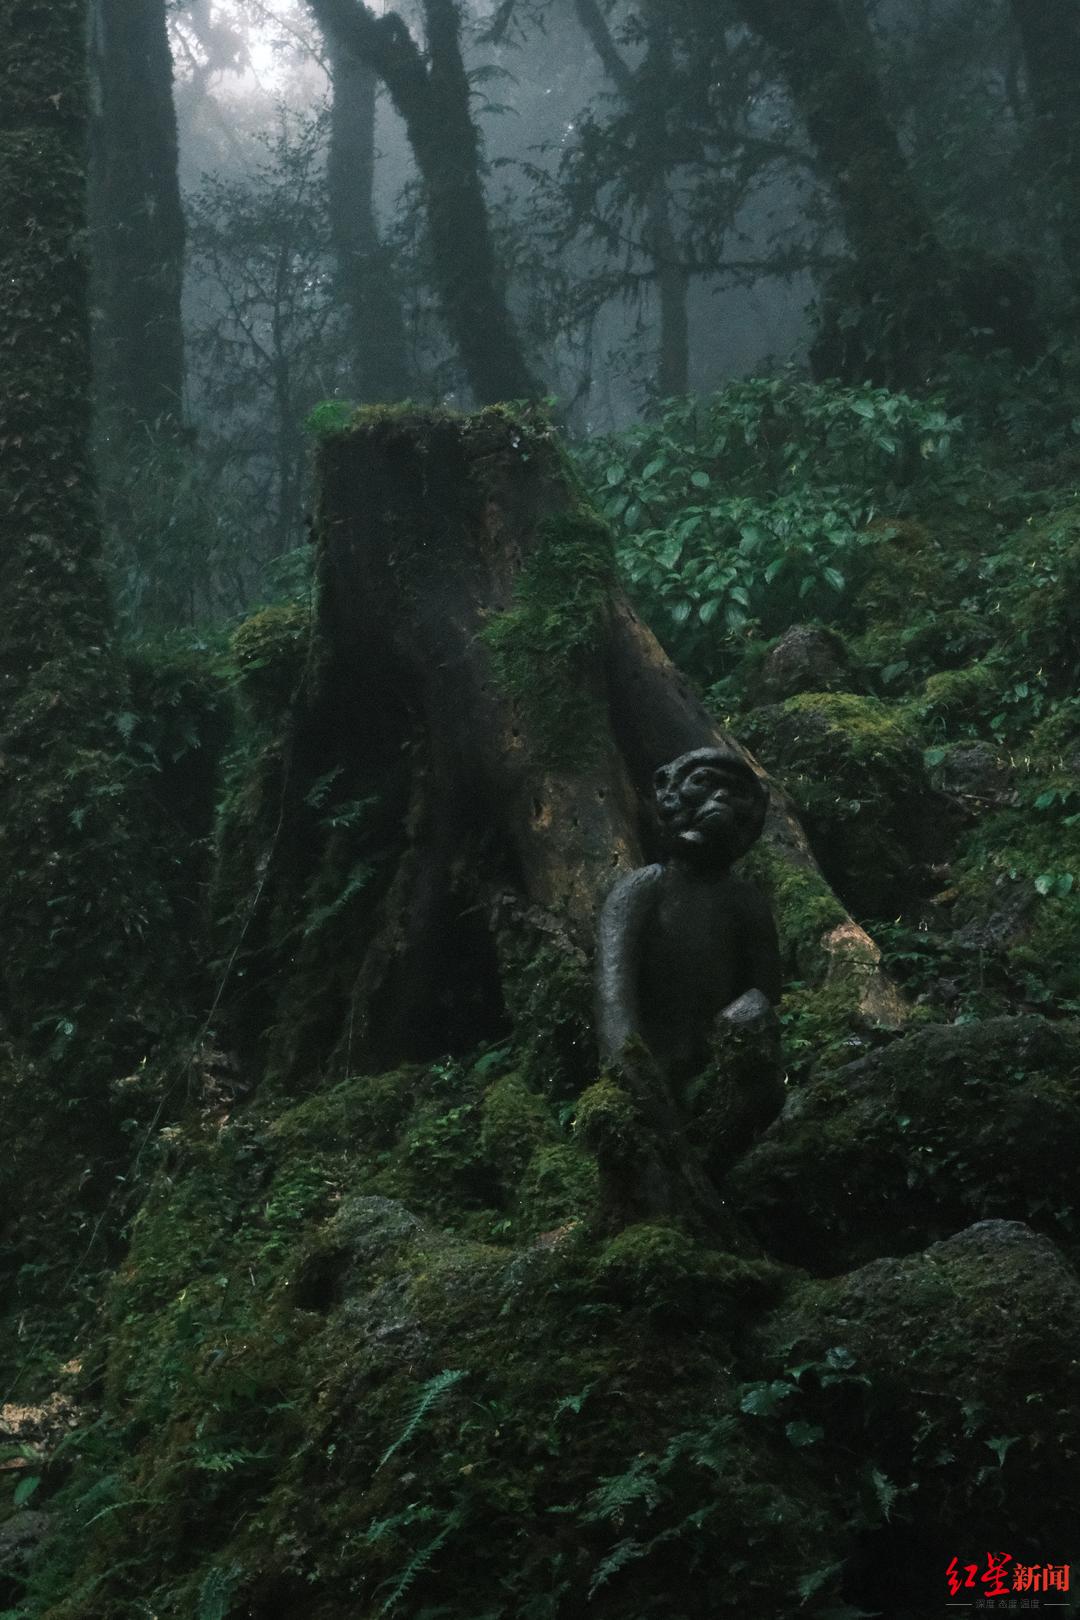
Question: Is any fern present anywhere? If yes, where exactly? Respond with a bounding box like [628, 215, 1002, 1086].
[302, 860, 375, 936]
[378, 1369, 467, 1470]
[198, 1563, 240, 1620]
[375, 1509, 463, 1616]
[583, 1452, 662, 1521]
[588, 1537, 648, 1597]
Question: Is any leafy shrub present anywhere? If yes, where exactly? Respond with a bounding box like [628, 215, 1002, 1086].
[578, 379, 963, 680]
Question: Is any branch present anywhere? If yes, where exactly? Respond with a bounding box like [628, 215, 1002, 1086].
[572, 0, 633, 94]
[307, 0, 428, 115]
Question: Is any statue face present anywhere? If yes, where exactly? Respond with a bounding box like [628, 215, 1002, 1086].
[654, 749, 767, 863]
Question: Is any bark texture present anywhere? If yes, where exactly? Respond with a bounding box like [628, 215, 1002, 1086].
[326, 38, 412, 402]
[89, 0, 186, 429]
[312, 407, 904, 1076]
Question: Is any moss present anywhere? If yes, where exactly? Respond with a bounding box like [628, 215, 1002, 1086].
[591, 1223, 785, 1322]
[574, 1076, 644, 1167]
[519, 1142, 598, 1231]
[228, 601, 311, 721]
[730, 1015, 1080, 1270]
[481, 509, 614, 771]
[908, 659, 1000, 726]
[742, 840, 847, 978]
[741, 692, 941, 916]
[479, 1071, 556, 1184]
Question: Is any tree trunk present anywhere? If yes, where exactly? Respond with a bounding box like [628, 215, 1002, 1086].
[308, 408, 904, 1078]
[573, 0, 691, 400]
[0, 0, 168, 1078]
[88, 0, 186, 431]
[1010, 0, 1080, 297]
[309, 0, 539, 404]
[326, 38, 412, 402]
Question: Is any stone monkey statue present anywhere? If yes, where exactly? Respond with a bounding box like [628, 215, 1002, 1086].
[594, 748, 783, 1195]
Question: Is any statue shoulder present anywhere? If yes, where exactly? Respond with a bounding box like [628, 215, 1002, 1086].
[599, 863, 663, 920]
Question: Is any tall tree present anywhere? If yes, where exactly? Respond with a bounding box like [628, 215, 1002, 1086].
[88, 0, 187, 431]
[325, 36, 412, 401]
[696, 0, 1035, 381]
[309, 0, 540, 404]
[0, 3, 167, 1072]
[1010, 0, 1080, 299]
[572, 0, 690, 399]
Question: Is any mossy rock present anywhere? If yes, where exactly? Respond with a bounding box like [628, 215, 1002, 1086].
[741, 691, 947, 915]
[946, 793, 1080, 1003]
[729, 1015, 1080, 1269]
[761, 1220, 1080, 1589]
[590, 1223, 785, 1323]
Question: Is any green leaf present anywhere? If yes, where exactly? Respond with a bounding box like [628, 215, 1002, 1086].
[785, 1421, 825, 1447]
[1034, 873, 1055, 896]
[822, 566, 845, 592]
[641, 457, 666, 481]
[605, 463, 626, 486]
[690, 469, 711, 489]
[13, 1473, 40, 1508]
[985, 1434, 1019, 1467]
[739, 1380, 794, 1417]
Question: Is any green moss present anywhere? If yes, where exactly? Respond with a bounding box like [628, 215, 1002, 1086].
[481, 509, 614, 771]
[519, 1142, 598, 1231]
[479, 1071, 555, 1183]
[574, 1076, 644, 1167]
[742, 840, 847, 978]
[908, 659, 999, 725]
[741, 692, 937, 916]
[228, 601, 311, 721]
[591, 1223, 785, 1322]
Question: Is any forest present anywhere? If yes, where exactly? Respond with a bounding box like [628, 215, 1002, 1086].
[2, 0, 1080, 1616]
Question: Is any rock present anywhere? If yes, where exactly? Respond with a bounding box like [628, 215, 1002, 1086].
[728, 1014, 1080, 1269]
[740, 691, 949, 913]
[759, 625, 852, 700]
[762, 1221, 1080, 1557]
[929, 740, 1017, 805]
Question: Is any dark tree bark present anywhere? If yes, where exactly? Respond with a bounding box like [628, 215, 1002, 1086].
[296, 407, 906, 1227]
[309, 0, 539, 404]
[312, 409, 905, 1070]
[573, 0, 690, 399]
[0, 1, 167, 1074]
[325, 38, 412, 401]
[720, 0, 1037, 381]
[1010, 0, 1080, 297]
[88, 0, 186, 430]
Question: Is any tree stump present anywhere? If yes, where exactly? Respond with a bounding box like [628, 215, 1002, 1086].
[311, 405, 905, 1079]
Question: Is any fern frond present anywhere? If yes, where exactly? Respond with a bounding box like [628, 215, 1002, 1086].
[378, 1368, 467, 1470]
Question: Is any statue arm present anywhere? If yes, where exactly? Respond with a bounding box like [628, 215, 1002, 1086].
[595, 865, 661, 1065]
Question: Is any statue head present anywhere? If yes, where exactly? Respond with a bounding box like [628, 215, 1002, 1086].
[653, 748, 768, 866]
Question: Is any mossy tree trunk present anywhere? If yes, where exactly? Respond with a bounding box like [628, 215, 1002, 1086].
[88, 0, 186, 431]
[0, 0, 167, 1081]
[309, 0, 538, 404]
[305, 408, 904, 1082]
[326, 37, 412, 402]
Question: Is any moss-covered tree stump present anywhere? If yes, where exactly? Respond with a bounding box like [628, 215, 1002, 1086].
[305, 406, 904, 1074]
